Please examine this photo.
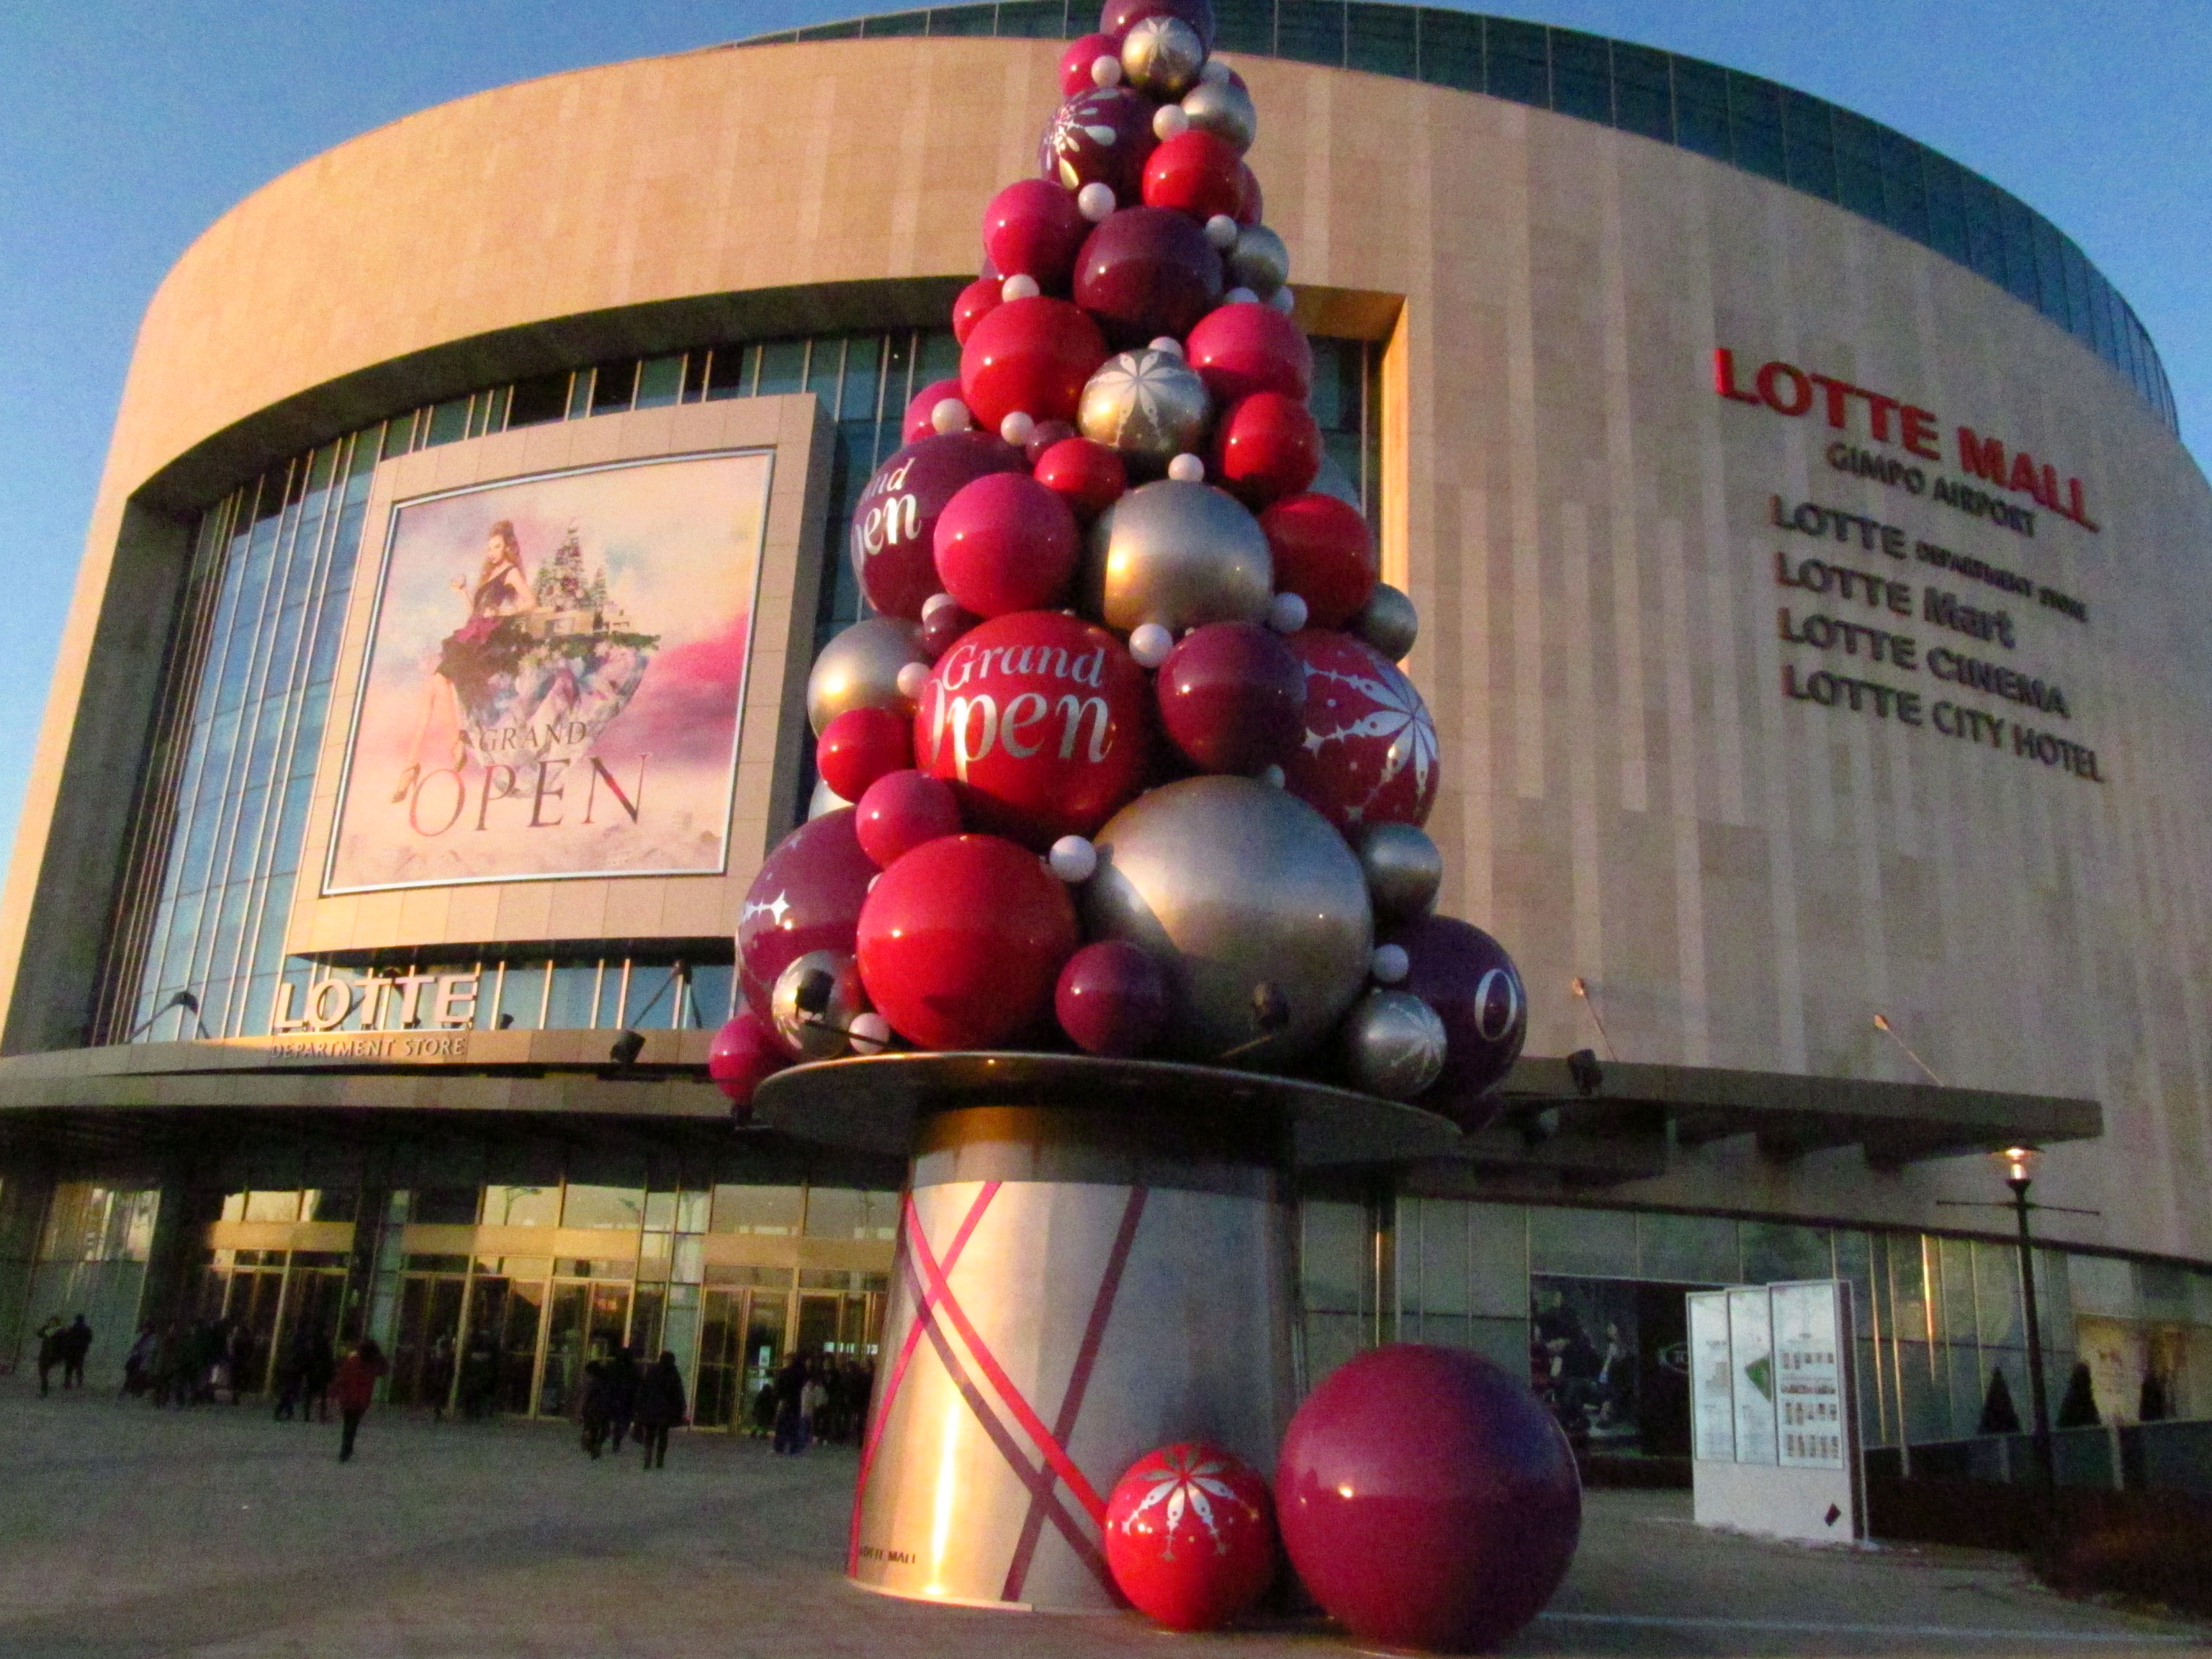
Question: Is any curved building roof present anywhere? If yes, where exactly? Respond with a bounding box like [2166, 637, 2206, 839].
[745, 1, 2178, 433]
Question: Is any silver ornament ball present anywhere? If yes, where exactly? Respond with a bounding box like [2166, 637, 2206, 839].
[1350, 820, 1444, 920]
[1078, 349, 1214, 471]
[1084, 775, 1372, 1069]
[770, 948, 867, 1061]
[1226, 222, 1290, 295]
[806, 777, 852, 821]
[1342, 989, 1448, 1100]
[805, 616, 926, 735]
[1181, 73, 1258, 152]
[1086, 479, 1274, 634]
[1309, 454, 1364, 513]
[1351, 581, 1420, 662]
[1120, 14, 1206, 99]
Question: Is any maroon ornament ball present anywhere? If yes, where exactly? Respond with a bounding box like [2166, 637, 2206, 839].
[1234, 161, 1264, 225]
[953, 276, 1002, 347]
[850, 433, 1027, 620]
[983, 178, 1090, 289]
[1260, 492, 1377, 627]
[960, 295, 1110, 431]
[855, 833, 1080, 1050]
[1156, 621, 1305, 773]
[1033, 435, 1128, 520]
[914, 610, 1153, 848]
[1142, 129, 1245, 222]
[1277, 1345, 1580, 1654]
[817, 706, 914, 804]
[934, 470, 1082, 618]
[737, 810, 879, 1053]
[1040, 86, 1159, 202]
[854, 768, 964, 870]
[1213, 391, 1323, 507]
[1184, 301, 1313, 405]
[1282, 629, 1438, 828]
[919, 597, 981, 660]
[1380, 914, 1527, 1128]
[1060, 30, 1120, 95]
[707, 1011, 786, 1112]
[1100, 0, 1216, 49]
[1025, 417, 1077, 464]
[904, 377, 966, 443]
[1104, 1443, 1276, 1632]
[1073, 207, 1225, 349]
[1054, 939, 1172, 1056]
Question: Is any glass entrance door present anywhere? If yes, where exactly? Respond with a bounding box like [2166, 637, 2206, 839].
[692, 1287, 789, 1430]
[390, 1274, 466, 1406]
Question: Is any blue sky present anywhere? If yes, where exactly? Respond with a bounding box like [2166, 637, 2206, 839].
[0, 1, 2205, 866]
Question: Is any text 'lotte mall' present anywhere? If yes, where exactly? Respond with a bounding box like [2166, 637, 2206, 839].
[1, 2, 2208, 1465]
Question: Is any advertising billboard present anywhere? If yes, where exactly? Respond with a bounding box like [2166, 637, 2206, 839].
[325, 451, 771, 893]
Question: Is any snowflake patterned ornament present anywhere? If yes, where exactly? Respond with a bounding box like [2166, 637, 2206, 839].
[1103, 1442, 1276, 1630]
[1282, 628, 1440, 829]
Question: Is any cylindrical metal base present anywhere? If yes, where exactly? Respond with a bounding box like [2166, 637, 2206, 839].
[848, 1105, 1295, 1611]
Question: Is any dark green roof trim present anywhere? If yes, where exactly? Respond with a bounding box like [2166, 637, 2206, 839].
[742, 1, 2177, 434]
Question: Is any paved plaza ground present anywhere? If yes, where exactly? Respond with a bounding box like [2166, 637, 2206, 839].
[0, 1379, 2206, 1658]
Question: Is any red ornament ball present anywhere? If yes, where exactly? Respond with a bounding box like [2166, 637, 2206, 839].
[1380, 914, 1527, 1130]
[914, 610, 1153, 848]
[982, 178, 1089, 289]
[1059, 30, 1120, 96]
[1054, 939, 1172, 1056]
[1213, 391, 1322, 507]
[850, 433, 1026, 620]
[1033, 435, 1128, 520]
[953, 276, 1002, 347]
[1260, 492, 1377, 627]
[855, 833, 1079, 1050]
[853, 768, 964, 870]
[1277, 1345, 1580, 1653]
[707, 1011, 785, 1112]
[1040, 86, 1158, 202]
[1142, 129, 1245, 222]
[1185, 301, 1313, 405]
[961, 295, 1109, 431]
[1234, 161, 1264, 225]
[817, 706, 914, 804]
[933, 471, 1081, 618]
[1100, 0, 1215, 49]
[903, 377, 966, 442]
[1103, 1443, 1275, 1632]
[1156, 620, 1306, 773]
[1073, 206, 1225, 349]
[737, 811, 878, 1053]
[1282, 630, 1438, 828]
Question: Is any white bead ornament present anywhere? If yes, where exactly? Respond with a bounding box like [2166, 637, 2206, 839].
[1267, 591, 1309, 633]
[1146, 336, 1184, 357]
[1048, 835, 1099, 883]
[1200, 57, 1231, 84]
[1000, 273, 1040, 302]
[1166, 453, 1205, 482]
[1092, 53, 1123, 87]
[1269, 284, 1295, 314]
[1076, 181, 1118, 222]
[894, 661, 930, 700]
[930, 397, 971, 434]
[1128, 622, 1174, 668]
[922, 591, 961, 621]
[999, 411, 1036, 446]
[848, 1012, 892, 1054]
[1372, 943, 1411, 985]
[1153, 104, 1190, 140]
[1204, 213, 1240, 249]
[1223, 286, 1259, 307]
[1259, 764, 1286, 788]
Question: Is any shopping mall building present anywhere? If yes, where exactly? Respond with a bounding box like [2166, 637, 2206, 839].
[1, 2, 2207, 1460]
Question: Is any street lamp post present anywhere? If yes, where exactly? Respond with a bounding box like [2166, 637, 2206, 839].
[2002, 1146, 2056, 1485]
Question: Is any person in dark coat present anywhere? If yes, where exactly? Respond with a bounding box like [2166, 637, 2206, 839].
[60, 1316, 93, 1389]
[422, 1335, 456, 1423]
[634, 1352, 688, 1470]
[771, 1355, 810, 1455]
[579, 1359, 612, 1459]
[122, 1322, 156, 1398]
[331, 1339, 389, 1462]
[458, 1331, 496, 1420]
[750, 1380, 776, 1439]
[302, 1331, 337, 1423]
[603, 1346, 641, 1452]
[33, 1317, 62, 1396]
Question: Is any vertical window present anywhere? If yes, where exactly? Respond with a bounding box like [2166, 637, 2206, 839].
[1346, 4, 1415, 78]
[1416, 7, 1480, 91]
[1547, 30, 1612, 125]
[1275, 0, 1345, 68]
[1483, 17, 1549, 108]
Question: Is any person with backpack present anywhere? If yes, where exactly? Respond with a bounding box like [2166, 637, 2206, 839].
[331, 1339, 390, 1463]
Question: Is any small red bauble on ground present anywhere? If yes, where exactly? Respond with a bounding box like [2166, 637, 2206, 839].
[1073, 206, 1225, 348]
[855, 833, 1079, 1050]
[903, 377, 966, 442]
[914, 610, 1153, 847]
[953, 276, 1002, 347]
[1156, 620, 1305, 773]
[707, 1011, 785, 1112]
[1033, 435, 1128, 520]
[1103, 1443, 1276, 1632]
[1054, 939, 1171, 1056]
[1142, 129, 1245, 222]
[1100, 0, 1216, 48]
[1259, 492, 1376, 627]
[982, 178, 1090, 289]
[961, 295, 1109, 431]
[737, 810, 879, 1051]
[1377, 914, 1526, 1129]
[817, 706, 914, 803]
[1059, 31, 1119, 94]
[853, 768, 964, 870]
[1184, 301, 1313, 405]
[850, 433, 1027, 619]
[1039, 86, 1158, 202]
[1277, 1345, 1580, 1653]
[1212, 391, 1322, 506]
[933, 471, 1082, 617]
[1282, 629, 1438, 828]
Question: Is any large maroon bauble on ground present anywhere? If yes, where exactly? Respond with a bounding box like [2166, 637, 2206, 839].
[1142, 129, 1244, 222]
[707, 1011, 785, 1110]
[737, 810, 879, 1054]
[933, 470, 1081, 617]
[855, 834, 1079, 1050]
[983, 178, 1090, 289]
[1281, 629, 1438, 828]
[1213, 391, 1322, 507]
[913, 610, 1152, 847]
[1040, 86, 1158, 202]
[850, 433, 1025, 619]
[1380, 914, 1527, 1128]
[1260, 491, 1377, 626]
[1100, 0, 1215, 48]
[903, 377, 966, 441]
[816, 706, 914, 804]
[1156, 620, 1305, 773]
[1054, 938, 1172, 1056]
[1184, 300, 1313, 404]
[854, 768, 964, 870]
[1104, 1443, 1276, 1632]
[1074, 207, 1225, 348]
[960, 295, 1110, 431]
[1277, 1345, 1581, 1653]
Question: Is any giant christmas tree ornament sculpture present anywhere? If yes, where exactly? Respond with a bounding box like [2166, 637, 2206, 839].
[750, 7, 1560, 1635]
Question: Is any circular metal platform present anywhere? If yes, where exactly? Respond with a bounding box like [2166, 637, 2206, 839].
[751, 1049, 1462, 1167]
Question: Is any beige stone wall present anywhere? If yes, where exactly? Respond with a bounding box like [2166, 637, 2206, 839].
[4, 37, 2210, 1258]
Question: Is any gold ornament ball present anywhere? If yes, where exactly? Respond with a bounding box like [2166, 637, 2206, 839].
[1342, 989, 1448, 1099]
[1079, 348, 1215, 469]
[1182, 75, 1258, 152]
[1349, 821, 1442, 919]
[1086, 478, 1274, 634]
[1121, 14, 1206, 99]
[805, 616, 926, 736]
[1351, 582, 1419, 662]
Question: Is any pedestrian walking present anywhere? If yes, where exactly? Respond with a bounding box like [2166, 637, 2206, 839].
[458, 1331, 495, 1420]
[225, 1320, 256, 1402]
[605, 1345, 640, 1452]
[579, 1359, 612, 1459]
[331, 1339, 389, 1462]
[122, 1322, 156, 1398]
[33, 1316, 62, 1396]
[750, 1380, 776, 1439]
[771, 1354, 809, 1455]
[801, 1368, 828, 1447]
[635, 1352, 687, 1470]
[423, 1335, 456, 1424]
[60, 1316, 93, 1389]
